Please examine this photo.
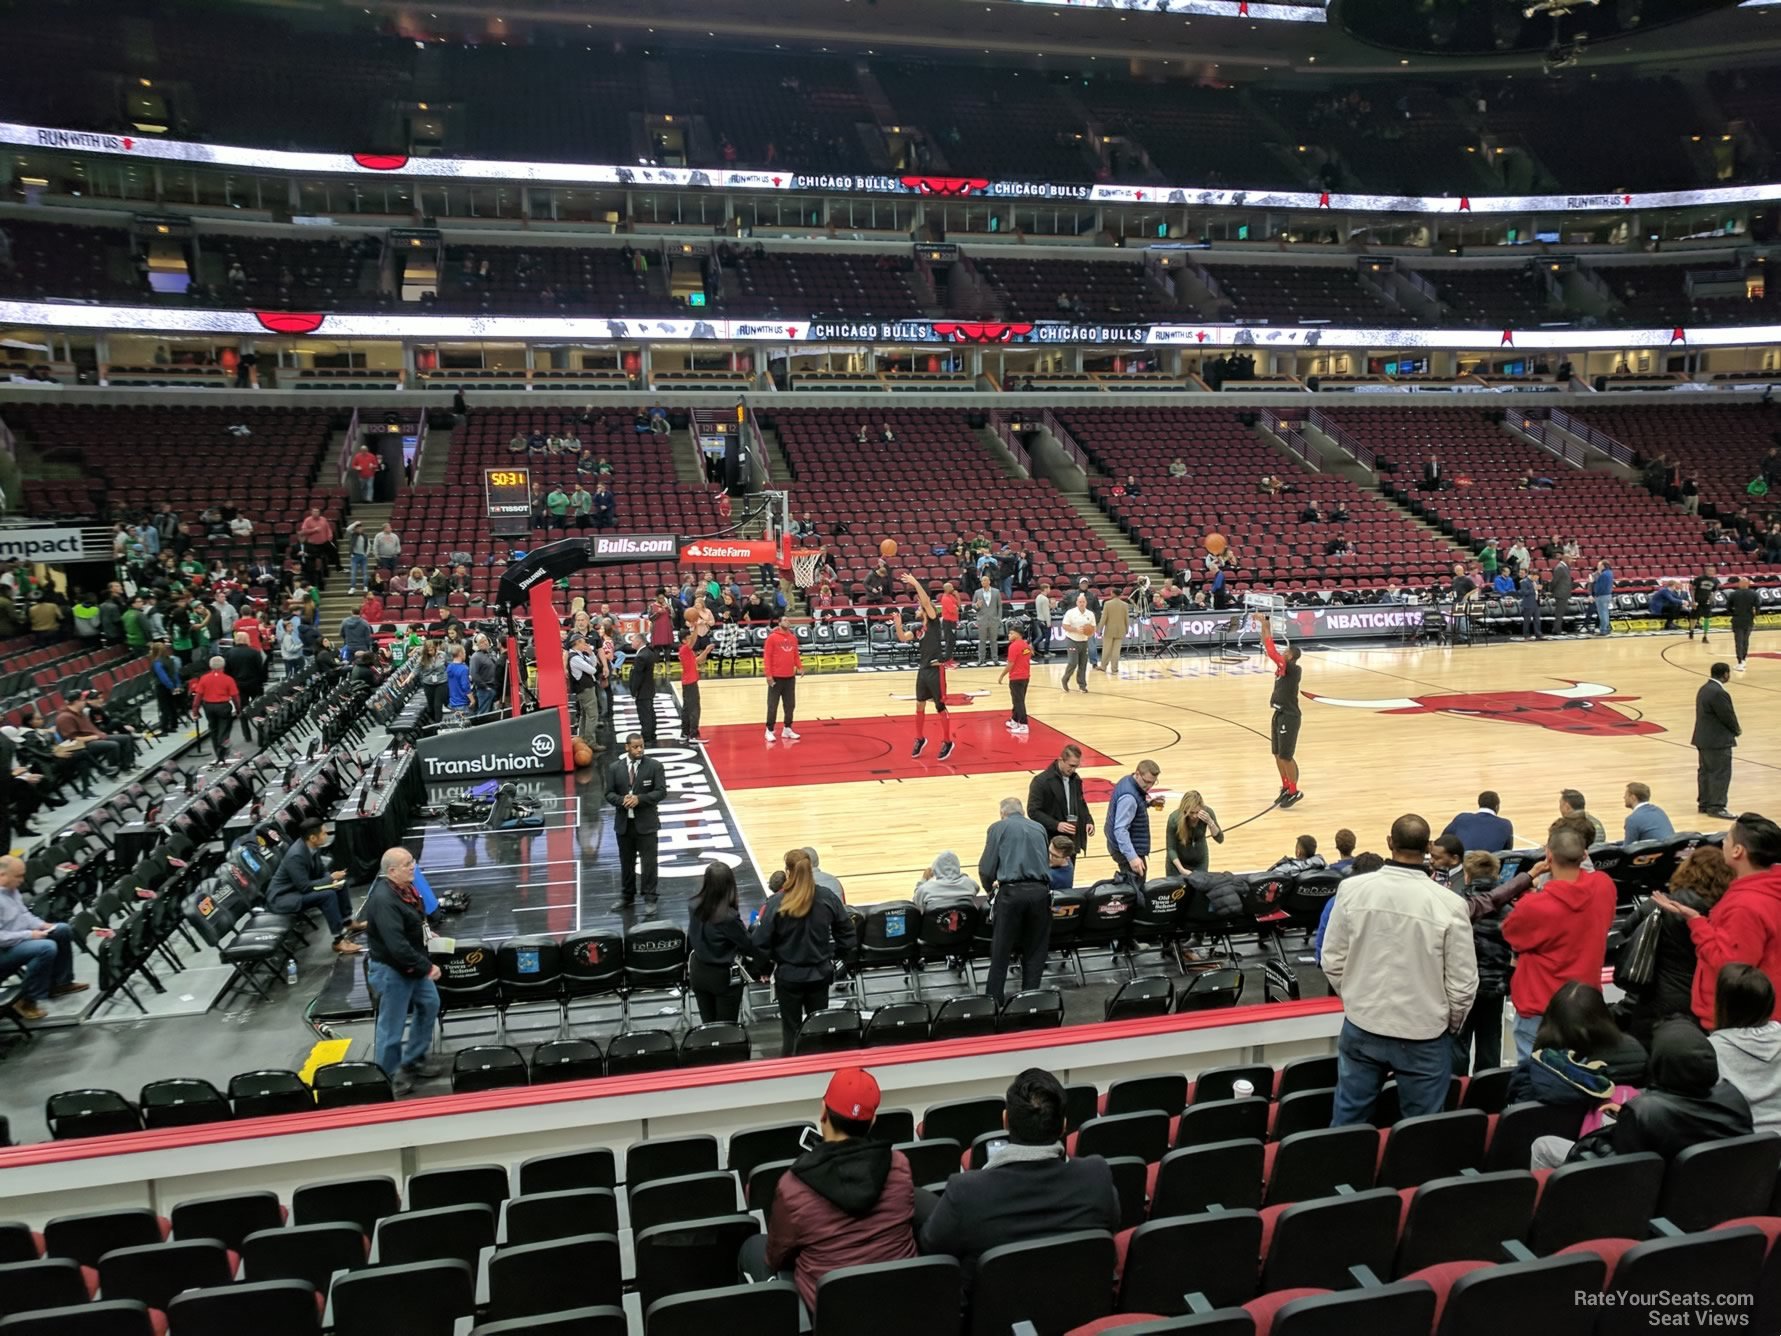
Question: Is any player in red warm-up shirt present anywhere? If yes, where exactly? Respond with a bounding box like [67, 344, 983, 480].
[998, 625, 1032, 735]
[679, 628, 711, 743]
[762, 618, 803, 743]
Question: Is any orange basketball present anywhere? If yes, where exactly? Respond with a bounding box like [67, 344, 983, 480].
[571, 738, 594, 769]
[880, 538, 899, 558]
[1205, 533, 1228, 556]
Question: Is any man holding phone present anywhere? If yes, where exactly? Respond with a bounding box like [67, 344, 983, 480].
[740, 1068, 917, 1309]
[0, 855, 89, 1021]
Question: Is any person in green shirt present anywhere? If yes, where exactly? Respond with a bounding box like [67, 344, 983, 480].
[569, 482, 593, 531]
[1479, 541, 1499, 579]
[121, 597, 148, 651]
[179, 556, 206, 580]
[546, 485, 571, 531]
[190, 602, 213, 657]
[70, 594, 101, 640]
[168, 594, 195, 661]
[703, 574, 722, 601]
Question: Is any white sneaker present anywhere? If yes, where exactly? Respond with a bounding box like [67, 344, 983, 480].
[782, 728, 801, 740]
[1737, 661, 1747, 672]
[764, 729, 776, 743]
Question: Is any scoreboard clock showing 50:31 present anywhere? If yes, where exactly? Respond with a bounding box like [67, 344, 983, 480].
[483, 466, 532, 519]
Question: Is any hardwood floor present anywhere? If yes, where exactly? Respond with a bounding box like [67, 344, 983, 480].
[695, 631, 1781, 904]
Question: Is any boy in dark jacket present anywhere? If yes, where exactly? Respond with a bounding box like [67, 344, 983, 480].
[1533, 1019, 1753, 1168]
[1451, 850, 1514, 1074]
[919, 1067, 1121, 1286]
[741, 1068, 917, 1309]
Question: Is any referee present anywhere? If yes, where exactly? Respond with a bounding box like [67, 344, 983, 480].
[1259, 615, 1304, 808]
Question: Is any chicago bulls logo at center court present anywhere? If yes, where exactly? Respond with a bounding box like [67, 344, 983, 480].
[1304, 681, 1665, 737]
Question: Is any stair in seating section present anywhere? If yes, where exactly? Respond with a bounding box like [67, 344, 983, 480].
[1066, 495, 1174, 591]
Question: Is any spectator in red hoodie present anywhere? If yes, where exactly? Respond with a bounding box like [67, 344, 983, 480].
[739, 1067, 917, 1310]
[1501, 820, 1618, 1063]
[1655, 813, 1781, 1030]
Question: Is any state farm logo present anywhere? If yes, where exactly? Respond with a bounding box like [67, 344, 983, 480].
[684, 542, 756, 560]
[594, 535, 676, 557]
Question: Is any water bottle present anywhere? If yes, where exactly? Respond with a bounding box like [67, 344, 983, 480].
[285, 959, 299, 986]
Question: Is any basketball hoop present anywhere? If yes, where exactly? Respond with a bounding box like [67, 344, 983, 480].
[790, 549, 825, 589]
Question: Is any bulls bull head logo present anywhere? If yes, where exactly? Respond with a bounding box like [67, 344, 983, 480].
[1304, 681, 1664, 737]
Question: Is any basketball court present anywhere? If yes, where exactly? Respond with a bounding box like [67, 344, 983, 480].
[697, 631, 1781, 904]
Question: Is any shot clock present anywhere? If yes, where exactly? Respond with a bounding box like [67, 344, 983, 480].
[483, 467, 532, 517]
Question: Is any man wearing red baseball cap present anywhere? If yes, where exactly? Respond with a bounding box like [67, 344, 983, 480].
[739, 1067, 917, 1308]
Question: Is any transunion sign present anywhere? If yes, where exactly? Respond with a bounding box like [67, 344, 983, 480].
[6, 118, 1781, 217]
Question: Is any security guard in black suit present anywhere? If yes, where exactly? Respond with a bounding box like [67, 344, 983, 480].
[1693, 662, 1741, 819]
[628, 636, 659, 745]
[605, 733, 666, 912]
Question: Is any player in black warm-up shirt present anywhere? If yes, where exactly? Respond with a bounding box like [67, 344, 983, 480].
[1690, 569, 1721, 643]
[1260, 615, 1304, 808]
[1726, 576, 1761, 672]
[898, 572, 955, 761]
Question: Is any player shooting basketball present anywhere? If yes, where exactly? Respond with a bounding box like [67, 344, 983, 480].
[1259, 614, 1304, 808]
[898, 572, 955, 761]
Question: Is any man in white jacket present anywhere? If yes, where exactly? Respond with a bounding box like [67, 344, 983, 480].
[1322, 813, 1478, 1127]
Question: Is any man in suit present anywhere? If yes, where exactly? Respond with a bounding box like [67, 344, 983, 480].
[1443, 792, 1514, 853]
[222, 631, 266, 736]
[1693, 662, 1741, 820]
[1098, 590, 1130, 675]
[605, 733, 665, 912]
[1517, 573, 1543, 640]
[1548, 557, 1572, 636]
[628, 634, 659, 745]
[973, 576, 1003, 667]
[1623, 782, 1676, 844]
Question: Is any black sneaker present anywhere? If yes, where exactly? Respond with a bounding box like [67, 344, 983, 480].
[911, 737, 928, 757]
[1279, 790, 1304, 808]
[608, 899, 636, 914]
[937, 740, 956, 761]
[403, 1055, 447, 1080]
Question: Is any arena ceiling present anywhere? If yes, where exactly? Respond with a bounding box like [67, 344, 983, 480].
[362, 0, 1781, 75]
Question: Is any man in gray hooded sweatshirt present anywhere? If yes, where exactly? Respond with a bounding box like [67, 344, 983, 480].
[914, 851, 983, 913]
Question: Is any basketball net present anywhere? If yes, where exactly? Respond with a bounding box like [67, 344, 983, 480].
[790, 549, 825, 589]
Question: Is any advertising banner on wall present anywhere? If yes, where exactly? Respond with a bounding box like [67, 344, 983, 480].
[1149, 602, 1428, 644]
[414, 707, 569, 780]
[0, 299, 1760, 353]
[0, 525, 118, 562]
[5, 119, 1781, 218]
[678, 538, 783, 566]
